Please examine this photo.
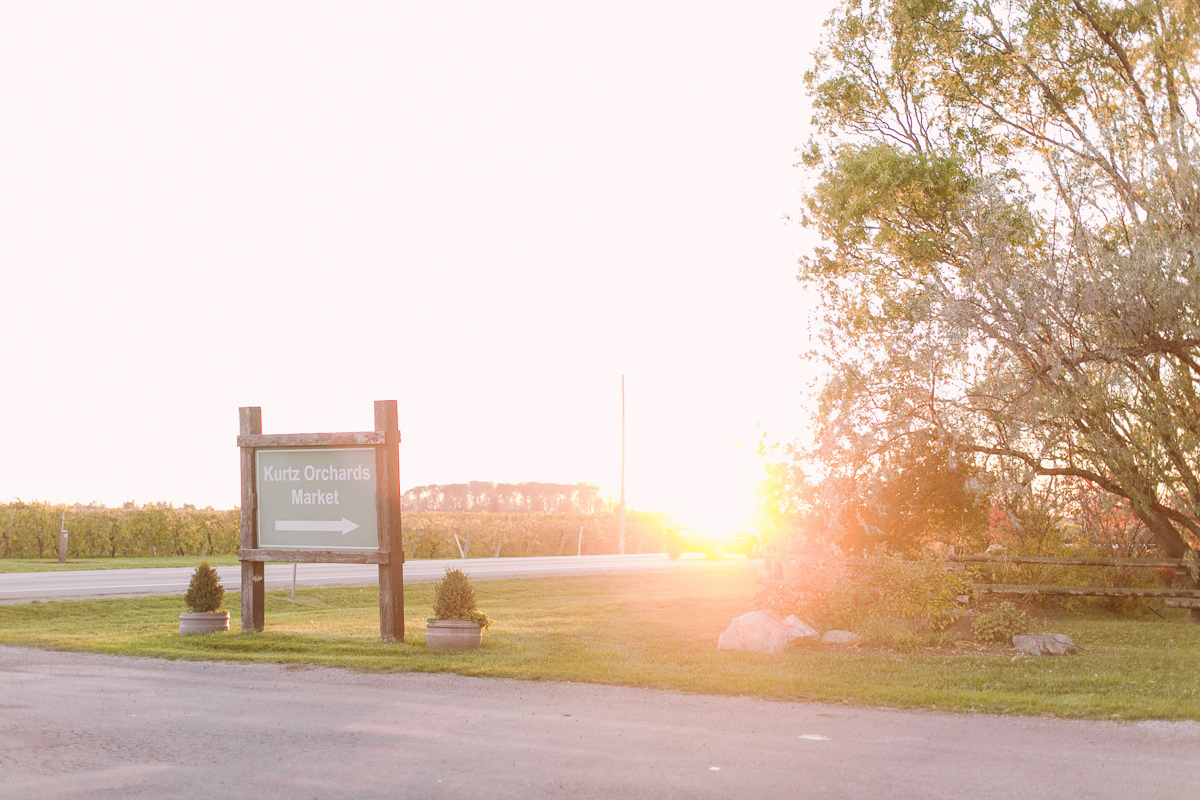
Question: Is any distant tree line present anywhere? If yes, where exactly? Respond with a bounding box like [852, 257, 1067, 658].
[402, 482, 610, 514]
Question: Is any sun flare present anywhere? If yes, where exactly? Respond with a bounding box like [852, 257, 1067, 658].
[641, 443, 763, 535]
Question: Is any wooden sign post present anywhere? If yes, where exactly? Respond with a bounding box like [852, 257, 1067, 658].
[237, 401, 404, 642]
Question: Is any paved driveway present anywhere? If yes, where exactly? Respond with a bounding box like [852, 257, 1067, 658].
[1, 646, 1196, 799]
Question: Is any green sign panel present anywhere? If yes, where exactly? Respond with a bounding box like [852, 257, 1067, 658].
[256, 447, 379, 550]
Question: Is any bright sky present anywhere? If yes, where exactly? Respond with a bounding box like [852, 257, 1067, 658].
[1, 2, 836, 527]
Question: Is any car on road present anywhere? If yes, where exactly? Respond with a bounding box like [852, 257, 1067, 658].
[664, 519, 761, 560]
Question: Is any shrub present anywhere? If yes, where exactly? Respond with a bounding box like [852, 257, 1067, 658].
[184, 561, 225, 613]
[970, 600, 1033, 643]
[757, 550, 971, 650]
[429, 567, 490, 627]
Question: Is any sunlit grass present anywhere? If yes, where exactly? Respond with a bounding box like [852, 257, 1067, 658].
[0, 556, 241, 573]
[0, 567, 1197, 720]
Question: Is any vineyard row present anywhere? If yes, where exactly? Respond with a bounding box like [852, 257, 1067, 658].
[0, 503, 670, 560]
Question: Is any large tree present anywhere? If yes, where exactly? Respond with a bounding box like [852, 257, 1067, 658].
[801, 0, 1200, 569]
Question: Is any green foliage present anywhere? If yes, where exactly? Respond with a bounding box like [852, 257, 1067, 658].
[800, 0, 1200, 564]
[970, 601, 1032, 644]
[429, 567, 490, 627]
[0, 502, 240, 559]
[0, 505, 670, 562]
[754, 440, 826, 553]
[758, 551, 971, 650]
[828, 430, 990, 555]
[184, 561, 225, 613]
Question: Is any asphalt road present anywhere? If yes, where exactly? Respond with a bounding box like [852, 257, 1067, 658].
[0, 554, 749, 602]
[1, 645, 1197, 800]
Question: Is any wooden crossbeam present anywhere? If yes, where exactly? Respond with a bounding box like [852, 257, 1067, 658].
[975, 584, 1200, 599]
[791, 554, 1187, 569]
[238, 548, 389, 565]
[948, 554, 1185, 568]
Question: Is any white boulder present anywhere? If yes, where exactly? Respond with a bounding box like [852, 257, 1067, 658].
[782, 615, 819, 640]
[718, 610, 817, 654]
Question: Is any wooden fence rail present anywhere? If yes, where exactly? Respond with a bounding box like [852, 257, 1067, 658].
[780, 553, 1199, 608]
[974, 584, 1200, 599]
[946, 554, 1185, 568]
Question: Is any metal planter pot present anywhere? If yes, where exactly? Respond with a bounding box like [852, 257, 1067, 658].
[179, 612, 231, 635]
[426, 620, 484, 651]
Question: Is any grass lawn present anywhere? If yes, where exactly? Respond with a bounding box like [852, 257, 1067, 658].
[0, 556, 240, 573]
[0, 566, 1196, 720]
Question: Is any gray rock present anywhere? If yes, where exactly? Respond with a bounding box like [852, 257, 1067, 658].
[718, 611, 818, 654]
[781, 614, 819, 641]
[821, 630, 864, 646]
[1012, 633, 1078, 656]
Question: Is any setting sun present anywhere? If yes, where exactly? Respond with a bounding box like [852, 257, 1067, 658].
[642, 440, 763, 534]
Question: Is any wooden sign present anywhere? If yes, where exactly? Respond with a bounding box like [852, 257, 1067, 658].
[237, 401, 404, 642]
[256, 447, 380, 551]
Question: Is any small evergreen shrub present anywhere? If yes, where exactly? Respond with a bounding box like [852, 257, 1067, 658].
[429, 567, 490, 628]
[970, 600, 1032, 643]
[185, 560, 225, 613]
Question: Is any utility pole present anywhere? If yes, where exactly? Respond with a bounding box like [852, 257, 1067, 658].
[620, 375, 626, 555]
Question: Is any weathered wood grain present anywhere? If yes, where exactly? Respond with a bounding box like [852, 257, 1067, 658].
[238, 548, 389, 564]
[949, 554, 1185, 568]
[375, 400, 404, 643]
[975, 584, 1200, 599]
[239, 407, 265, 633]
[236, 432, 384, 448]
[236, 402, 404, 641]
[792, 554, 1186, 569]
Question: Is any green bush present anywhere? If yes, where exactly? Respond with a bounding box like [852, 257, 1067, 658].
[184, 561, 226, 613]
[757, 551, 971, 650]
[970, 600, 1032, 643]
[429, 567, 490, 627]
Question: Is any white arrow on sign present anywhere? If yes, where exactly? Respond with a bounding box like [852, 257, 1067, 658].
[275, 518, 361, 535]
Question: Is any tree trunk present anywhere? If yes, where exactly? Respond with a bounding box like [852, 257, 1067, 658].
[1135, 507, 1187, 558]
[1138, 510, 1200, 623]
